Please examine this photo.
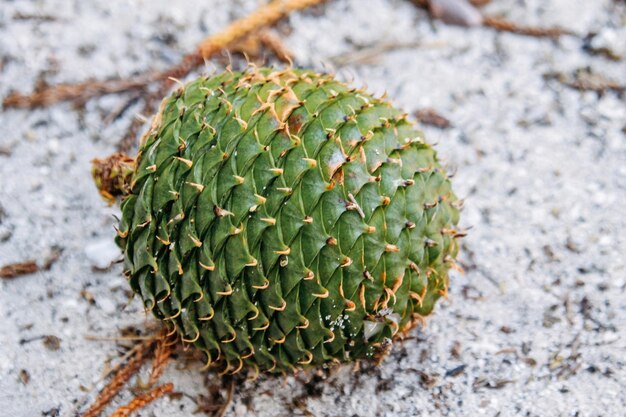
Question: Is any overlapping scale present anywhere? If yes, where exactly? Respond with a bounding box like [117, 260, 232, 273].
[116, 68, 462, 374]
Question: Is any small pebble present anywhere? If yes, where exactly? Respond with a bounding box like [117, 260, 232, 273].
[97, 297, 116, 315]
[429, 0, 483, 27]
[84, 238, 120, 269]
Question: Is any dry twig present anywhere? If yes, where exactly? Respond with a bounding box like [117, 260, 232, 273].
[148, 330, 176, 387]
[482, 15, 570, 38]
[0, 260, 38, 279]
[0, 247, 61, 279]
[214, 379, 236, 417]
[218, 29, 294, 66]
[81, 341, 153, 417]
[409, 0, 570, 37]
[329, 41, 425, 66]
[3, 0, 326, 152]
[258, 30, 295, 63]
[545, 68, 625, 95]
[108, 383, 174, 417]
[119, 0, 323, 153]
[3, 78, 149, 109]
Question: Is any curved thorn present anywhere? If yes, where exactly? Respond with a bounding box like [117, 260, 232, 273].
[274, 247, 290, 256]
[313, 288, 330, 298]
[218, 362, 231, 376]
[269, 299, 287, 311]
[247, 307, 260, 321]
[216, 285, 233, 296]
[182, 330, 200, 344]
[389, 320, 399, 336]
[199, 262, 215, 271]
[296, 317, 309, 329]
[165, 324, 178, 338]
[222, 332, 236, 343]
[231, 356, 244, 375]
[163, 309, 181, 320]
[253, 321, 270, 331]
[246, 364, 260, 381]
[199, 352, 213, 371]
[241, 347, 255, 359]
[156, 289, 171, 303]
[252, 279, 270, 289]
[298, 351, 314, 365]
[198, 310, 214, 321]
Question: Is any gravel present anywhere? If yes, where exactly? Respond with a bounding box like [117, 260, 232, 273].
[1, 1, 624, 416]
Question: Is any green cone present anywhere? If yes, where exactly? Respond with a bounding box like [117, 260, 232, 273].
[112, 67, 462, 374]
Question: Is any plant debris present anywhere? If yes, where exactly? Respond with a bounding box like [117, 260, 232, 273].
[545, 67, 625, 95]
[2, 0, 326, 154]
[77, 327, 182, 417]
[80, 340, 153, 417]
[0, 260, 38, 279]
[414, 108, 452, 128]
[482, 15, 569, 38]
[0, 246, 61, 279]
[472, 377, 515, 391]
[225, 29, 294, 65]
[109, 383, 174, 417]
[582, 31, 625, 61]
[42, 335, 62, 351]
[428, 0, 483, 27]
[409, 0, 570, 37]
[41, 407, 61, 417]
[329, 41, 425, 66]
[12, 12, 59, 22]
[18, 369, 30, 385]
[193, 377, 236, 417]
[445, 364, 467, 377]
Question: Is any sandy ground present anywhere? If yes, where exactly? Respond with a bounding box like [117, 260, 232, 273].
[1, 1, 625, 416]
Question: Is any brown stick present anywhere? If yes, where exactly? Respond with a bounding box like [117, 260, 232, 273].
[197, 0, 322, 59]
[482, 15, 570, 38]
[3, 78, 150, 109]
[0, 260, 38, 278]
[411, 0, 492, 10]
[81, 341, 152, 417]
[148, 330, 175, 387]
[409, 0, 570, 38]
[258, 30, 295, 64]
[3, 0, 326, 110]
[108, 383, 174, 417]
[0, 248, 61, 278]
[214, 379, 236, 417]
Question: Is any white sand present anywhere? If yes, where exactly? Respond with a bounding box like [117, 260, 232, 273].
[1, 1, 624, 416]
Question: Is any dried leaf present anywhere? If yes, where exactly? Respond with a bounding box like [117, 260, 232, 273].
[415, 108, 452, 128]
[18, 369, 30, 385]
[0, 260, 38, 279]
[42, 335, 61, 351]
[483, 15, 569, 38]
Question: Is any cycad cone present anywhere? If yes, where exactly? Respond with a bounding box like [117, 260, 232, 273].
[109, 67, 462, 375]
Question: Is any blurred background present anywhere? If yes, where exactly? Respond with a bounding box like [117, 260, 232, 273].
[0, 1, 624, 416]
